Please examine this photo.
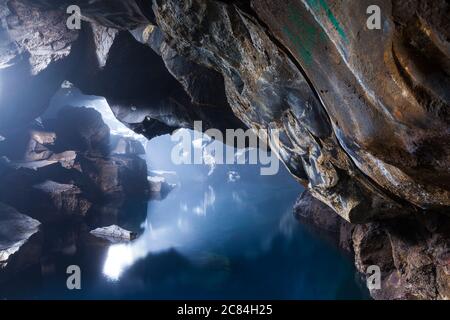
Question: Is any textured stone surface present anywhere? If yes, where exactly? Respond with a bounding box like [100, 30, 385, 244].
[294, 190, 450, 300]
[31, 180, 92, 220]
[0, 0, 79, 133]
[253, 0, 449, 212]
[90, 224, 137, 242]
[0, 202, 40, 269]
[78, 154, 149, 197]
[68, 29, 246, 141]
[152, 0, 449, 223]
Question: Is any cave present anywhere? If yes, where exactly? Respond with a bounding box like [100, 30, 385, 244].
[0, 0, 449, 301]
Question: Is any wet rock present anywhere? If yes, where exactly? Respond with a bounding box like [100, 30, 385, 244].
[0, 202, 41, 277]
[90, 225, 137, 243]
[67, 29, 246, 141]
[0, 0, 79, 133]
[31, 180, 91, 220]
[78, 154, 149, 198]
[294, 190, 341, 233]
[153, 0, 410, 222]
[110, 135, 145, 155]
[47, 106, 110, 155]
[147, 175, 175, 198]
[294, 190, 450, 300]
[253, 0, 450, 214]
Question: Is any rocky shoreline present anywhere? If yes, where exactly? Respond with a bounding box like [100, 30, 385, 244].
[294, 191, 450, 300]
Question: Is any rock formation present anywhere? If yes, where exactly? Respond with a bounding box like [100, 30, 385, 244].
[0, 202, 41, 282]
[0, 0, 448, 299]
[294, 190, 450, 300]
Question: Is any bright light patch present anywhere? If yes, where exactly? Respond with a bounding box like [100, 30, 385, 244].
[103, 244, 133, 281]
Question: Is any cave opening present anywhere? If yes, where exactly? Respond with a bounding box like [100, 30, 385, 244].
[0, 80, 369, 299]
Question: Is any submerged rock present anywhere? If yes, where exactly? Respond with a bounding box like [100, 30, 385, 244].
[90, 225, 137, 243]
[0, 202, 41, 270]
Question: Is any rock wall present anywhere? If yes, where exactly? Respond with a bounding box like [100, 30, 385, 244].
[294, 190, 450, 300]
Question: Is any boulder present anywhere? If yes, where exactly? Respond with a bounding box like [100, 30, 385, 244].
[90, 225, 137, 243]
[48, 106, 110, 155]
[0, 202, 41, 280]
[78, 154, 149, 198]
[30, 180, 92, 221]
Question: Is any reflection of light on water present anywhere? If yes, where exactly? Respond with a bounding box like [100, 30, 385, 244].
[103, 244, 133, 281]
[193, 186, 215, 216]
[103, 185, 217, 280]
[102, 224, 180, 281]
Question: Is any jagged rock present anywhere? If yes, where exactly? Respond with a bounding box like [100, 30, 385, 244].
[294, 190, 450, 300]
[294, 190, 341, 233]
[0, 126, 54, 162]
[147, 175, 175, 198]
[0, 0, 79, 133]
[20, 0, 152, 30]
[110, 135, 145, 155]
[3, 0, 78, 75]
[47, 106, 110, 155]
[0, 0, 448, 300]
[78, 154, 149, 198]
[90, 225, 137, 242]
[2, 0, 447, 223]
[31, 180, 91, 220]
[353, 216, 450, 300]
[0, 202, 41, 276]
[67, 28, 246, 141]
[153, 0, 413, 223]
[253, 0, 450, 214]
[90, 22, 118, 68]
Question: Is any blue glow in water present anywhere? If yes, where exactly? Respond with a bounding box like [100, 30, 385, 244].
[0, 94, 369, 299]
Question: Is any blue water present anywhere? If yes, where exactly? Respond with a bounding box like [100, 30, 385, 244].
[0, 94, 369, 299]
[0, 153, 368, 299]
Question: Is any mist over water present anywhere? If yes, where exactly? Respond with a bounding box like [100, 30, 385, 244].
[0, 89, 369, 299]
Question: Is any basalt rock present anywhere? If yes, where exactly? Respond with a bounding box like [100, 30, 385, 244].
[20, 0, 152, 30]
[2, 0, 447, 223]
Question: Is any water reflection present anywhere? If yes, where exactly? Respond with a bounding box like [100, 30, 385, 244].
[0, 132, 369, 299]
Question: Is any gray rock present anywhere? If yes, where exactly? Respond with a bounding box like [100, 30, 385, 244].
[90, 225, 137, 243]
[110, 135, 145, 155]
[31, 180, 92, 220]
[294, 190, 450, 300]
[0, 202, 40, 269]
